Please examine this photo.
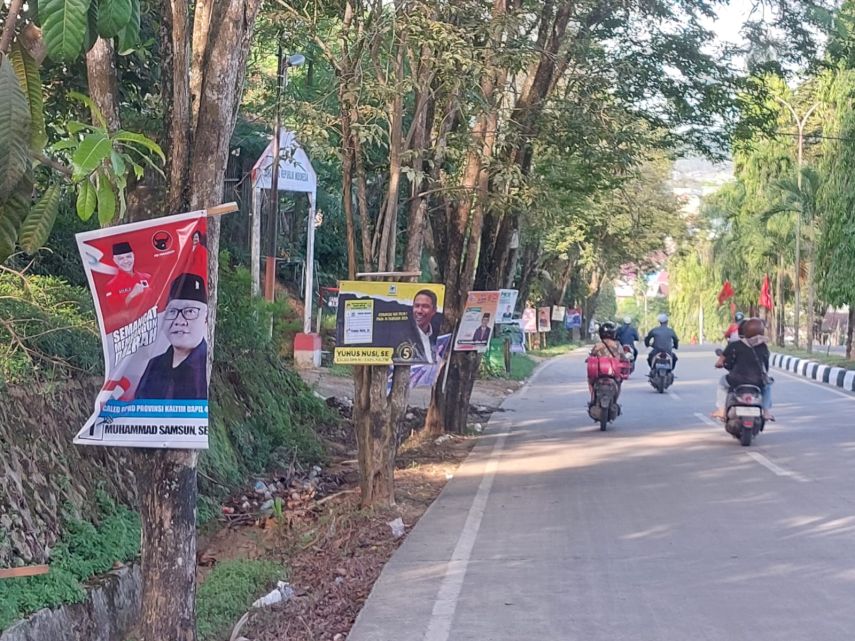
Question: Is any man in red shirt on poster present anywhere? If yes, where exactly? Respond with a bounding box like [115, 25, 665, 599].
[104, 241, 154, 327]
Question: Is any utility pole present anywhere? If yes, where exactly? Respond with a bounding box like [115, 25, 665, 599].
[774, 96, 818, 350]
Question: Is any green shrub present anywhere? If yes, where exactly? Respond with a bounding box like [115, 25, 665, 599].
[196, 559, 284, 641]
[0, 503, 140, 631]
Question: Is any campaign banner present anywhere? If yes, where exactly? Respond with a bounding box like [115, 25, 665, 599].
[75, 211, 211, 448]
[494, 321, 526, 354]
[335, 281, 446, 365]
[498, 289, 519, 322]
[454, 290, 500, 352]
[552, 305, 566, 322]
[538, 307, 552, 332]
[565, 307, 583, 329]
[521, 307, 537, 333]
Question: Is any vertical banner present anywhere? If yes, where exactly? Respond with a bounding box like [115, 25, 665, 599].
[521, 307, 537, 333]
[565, 308, 582, 329]
[494, 321, 526, 353]
[538, 307, 552, 332]
[454, 291, 500, 352]
[498, 289, 519, 322]
[552, 305, 566, 322]
[335, 281, 446, 364]
[74, 211, 211, 448]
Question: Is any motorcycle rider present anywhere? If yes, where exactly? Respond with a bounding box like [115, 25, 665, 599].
[616, 316, 640, 360]
[644, 313, 679, 372]
[712, 317, 774, 421]
[587, 321, 631, 404]
[724, 311, 745, 343]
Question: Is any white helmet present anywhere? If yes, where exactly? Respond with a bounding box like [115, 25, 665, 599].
[658, 313, 669, 324]
[623, 316, 632, 325]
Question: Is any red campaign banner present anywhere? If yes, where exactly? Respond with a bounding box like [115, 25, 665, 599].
[74, 211, 210, 449]
[759, 274, 773, 310]
[717, 280, 734, 306]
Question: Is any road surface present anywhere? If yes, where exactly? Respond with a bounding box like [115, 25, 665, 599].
[347, 346, 855, 641]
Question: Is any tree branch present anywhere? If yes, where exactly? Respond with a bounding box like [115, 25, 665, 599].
[0, 0, 24, 55]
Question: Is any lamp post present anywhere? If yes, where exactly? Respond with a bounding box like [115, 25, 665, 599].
[264, 47, 305, 303]
[774, 96, 818, 350]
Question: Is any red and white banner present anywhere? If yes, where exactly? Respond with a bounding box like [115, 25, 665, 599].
[75, 211, 211, 449]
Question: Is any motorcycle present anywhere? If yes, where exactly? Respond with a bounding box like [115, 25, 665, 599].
[622, 345, 637, 375]
[587, 356, 630, 431]
[715, 348, 765, 446]
[648, 351, 674, 393]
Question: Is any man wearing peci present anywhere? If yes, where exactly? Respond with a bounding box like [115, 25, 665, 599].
[472, 313, 492, 343]
[136, 273, 208, 400]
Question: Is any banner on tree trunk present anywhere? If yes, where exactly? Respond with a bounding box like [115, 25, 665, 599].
[521, 307, 537, 333]
[564, 308, 582, 329]
[75, 211, 211, 449]
[454, 290, 500, 352]
[335, 281, 446, 365]
[498, 289, 519, 322]
[538, 307, 552, 332]
[552, 305, 566, 322]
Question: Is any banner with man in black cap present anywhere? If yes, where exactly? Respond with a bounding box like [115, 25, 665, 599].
[75, 211, 211, 449]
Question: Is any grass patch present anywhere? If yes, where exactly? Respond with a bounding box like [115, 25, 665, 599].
[0, 501, 140, 632]
[326, 362, 354, 377]
[196, 559, 284, 641]
[529, 342, 581, 358]
[772, 347, 855, 370]
[480, 350, 538, 381]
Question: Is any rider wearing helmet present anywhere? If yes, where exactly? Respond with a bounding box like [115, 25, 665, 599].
[644, 313, 680, 371]
[724, 311, 745, 343]
[712, 317, 773, 421]
[587, 321, 631, 404]
[616, 316, 640, 359]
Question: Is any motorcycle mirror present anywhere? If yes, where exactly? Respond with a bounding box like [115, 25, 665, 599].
[715, 348, 723, 356]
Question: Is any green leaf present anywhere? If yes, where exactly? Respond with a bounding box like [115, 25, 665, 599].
[66, 119, 95, 135]
[96, 0, 132, 38]
[110, 149, 126, 178]
[117, 0, 140, 54]
[85, 0, 99, 51]
[9, 43, 47, 151]
[39, 0, 92, 62]
[76, 177, 97, 220]
[0, 56, 32, 202]
[113, 130, 165, 162]
[0, 172, 34, 263]
[96, 174, 116, 225]
[72, 132, 111, 175]
[68, 91, 107, 129]
[19, 183, 61, 254]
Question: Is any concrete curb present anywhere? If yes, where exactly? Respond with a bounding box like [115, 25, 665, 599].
[771, 352, 855, 392]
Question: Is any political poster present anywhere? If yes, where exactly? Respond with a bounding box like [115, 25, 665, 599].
[335, 281, 446, 365]
[454, 290, 500, 352]
[498, 289, 519, 322]
[552, 305, 566, 322]
[387, 333, 453, 392]
[565, 307, 583, 329]
[521, 307, 537, 333]
[75, 211, 211, 449]
[494, 321, 526, 354]
[538, 307, 551, 332]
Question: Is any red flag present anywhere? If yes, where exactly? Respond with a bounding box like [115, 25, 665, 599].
[759, 274, 773, 309]
[717, 280, 735, 306]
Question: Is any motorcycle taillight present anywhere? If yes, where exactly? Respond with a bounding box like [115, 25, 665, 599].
[741, 394, 759, 404]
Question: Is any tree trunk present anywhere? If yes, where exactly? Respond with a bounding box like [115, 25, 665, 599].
[85, 38, 120, 132]
[775, 259, 784, 347]
[162, 0, 192, 214]
[353, 364, 409, 507]
[847, 306, 854, 360]
[426, 351, 479, 435]
[340, 112, 357, 278]
[807, 256, 816, 354]
[133, 450, 198, 641]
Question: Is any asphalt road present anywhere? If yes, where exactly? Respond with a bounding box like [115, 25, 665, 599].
[347, 346, 855, 641]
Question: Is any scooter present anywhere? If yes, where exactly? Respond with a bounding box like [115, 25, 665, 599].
[715, 348, 765, 446]
[587, 357, 629, 431]
[648, 351, 674, 393]
[622, 345, 637, 375]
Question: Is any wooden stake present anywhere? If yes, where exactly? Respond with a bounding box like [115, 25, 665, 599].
[0, 565, 49, 579]
[205, 202, 240, 218]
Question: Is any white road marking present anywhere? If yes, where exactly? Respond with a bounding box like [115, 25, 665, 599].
[694, 412, 719, 427]
[423, 421, 509, 641]
[774, 368, 855, 401]
[746, 451, 809, 482]
[668, 390, 682, 401]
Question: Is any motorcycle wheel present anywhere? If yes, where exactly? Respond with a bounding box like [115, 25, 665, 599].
[656, 378, 665, 394]
[740, 427, 752, 447]
[600, 412, 608, 431]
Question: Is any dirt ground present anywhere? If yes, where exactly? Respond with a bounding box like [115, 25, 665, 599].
[196, 373, 520, 641]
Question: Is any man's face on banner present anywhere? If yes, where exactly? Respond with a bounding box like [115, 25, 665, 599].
[481, 314, 490, 328]
[114, 251, 135, 273]
[413, 294, 436, 332]
[164, 299, 208, 351]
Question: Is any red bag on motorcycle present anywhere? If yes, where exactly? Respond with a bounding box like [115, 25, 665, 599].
[587, 356, 630, 381]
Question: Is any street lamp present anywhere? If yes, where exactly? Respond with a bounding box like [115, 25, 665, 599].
[774, 95, 818, 351]
[264, 46, 306, 305]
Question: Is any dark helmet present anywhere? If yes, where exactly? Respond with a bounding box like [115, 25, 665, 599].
[740, 317, 765, 339]
[734, 311, 745, 323]
[598, 321, 617, 341]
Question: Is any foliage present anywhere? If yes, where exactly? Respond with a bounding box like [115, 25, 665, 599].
[0, 500, 140, 632]
[196, 559, 284, 641]
[667, 244, 729, 342]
